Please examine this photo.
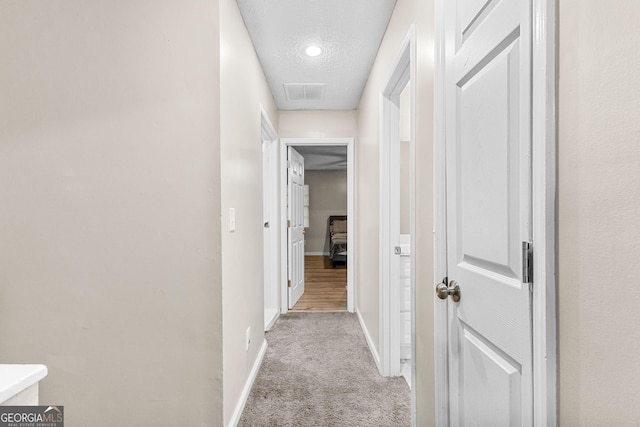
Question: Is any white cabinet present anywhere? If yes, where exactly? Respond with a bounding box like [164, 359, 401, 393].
[0, 364, 48, 405]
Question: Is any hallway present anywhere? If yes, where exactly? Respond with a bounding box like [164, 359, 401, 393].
[238, 312, 410, 426]
[3, 0, 639, 425]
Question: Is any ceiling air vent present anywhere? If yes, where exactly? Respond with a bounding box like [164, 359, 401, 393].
[283, 83, 325, 101]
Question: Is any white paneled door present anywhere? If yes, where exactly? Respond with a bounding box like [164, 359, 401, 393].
[287, 147, 305, 309]
[443, 0, 533, 425]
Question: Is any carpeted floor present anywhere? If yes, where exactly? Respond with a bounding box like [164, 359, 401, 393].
[238, 312, 411, 427]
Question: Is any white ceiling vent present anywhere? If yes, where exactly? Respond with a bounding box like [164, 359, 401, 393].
[283, 83, 325, 101]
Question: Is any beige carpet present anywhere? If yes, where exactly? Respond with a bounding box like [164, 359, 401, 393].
[238, 312, 411, 427]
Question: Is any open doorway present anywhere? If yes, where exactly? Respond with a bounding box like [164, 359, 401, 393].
[280, 138, 355, 313]
[379, 25, 416, 403]
[290, 145, 348, 312]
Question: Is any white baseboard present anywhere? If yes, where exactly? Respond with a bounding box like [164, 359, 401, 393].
[264, 308, 279, 332]
[227, 339, 268, 427]
[356, 308, 381, 374]
[304, 252, 330, 256]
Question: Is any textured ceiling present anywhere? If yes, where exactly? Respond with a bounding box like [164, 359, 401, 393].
[293, 146, 347, 171]
[236, 0, 397, 110]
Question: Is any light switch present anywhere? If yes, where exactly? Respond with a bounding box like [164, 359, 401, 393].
[229, 208, 236, 232]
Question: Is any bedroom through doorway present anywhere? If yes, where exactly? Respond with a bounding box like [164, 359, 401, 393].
[290, 146, 347, 312]
[280, 138, 354, 313]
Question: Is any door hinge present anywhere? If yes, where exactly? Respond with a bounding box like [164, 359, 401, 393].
[287, 220, 291, 228]
[522, 241, 533, 286]
[288, 279, 292, 288]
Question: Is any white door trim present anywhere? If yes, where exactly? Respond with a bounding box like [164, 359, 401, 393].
[433, 1, 449, 424]
[433, 0, 557, 425]
[279, 137, 355, 313]
[379, 24, 416, 422]
[530, 0, 558, 423]
[261, 105, 280, 331]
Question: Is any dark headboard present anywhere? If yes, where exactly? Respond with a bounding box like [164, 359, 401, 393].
[328, 215, 347, 231]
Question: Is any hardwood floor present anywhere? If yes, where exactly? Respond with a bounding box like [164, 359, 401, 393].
[290, 256, 347, 312]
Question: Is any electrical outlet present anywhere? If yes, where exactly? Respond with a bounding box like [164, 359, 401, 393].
[245, 327, 251, 351]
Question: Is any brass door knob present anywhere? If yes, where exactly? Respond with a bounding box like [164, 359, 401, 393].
[436, 280, 460, 302]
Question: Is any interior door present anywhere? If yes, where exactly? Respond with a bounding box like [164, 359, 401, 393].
[443, 0, 533, 425]
[287, 147, 305, 309]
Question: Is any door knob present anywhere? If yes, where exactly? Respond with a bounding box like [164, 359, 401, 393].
[436, 280, 460, 302]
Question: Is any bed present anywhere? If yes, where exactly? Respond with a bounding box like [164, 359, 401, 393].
[329, 215, 348, 268]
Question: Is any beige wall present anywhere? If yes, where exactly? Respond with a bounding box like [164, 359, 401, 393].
[305, 171, 348, 254]
[356, 1, 435, 425]
[558, 1, 640, 424]
[0, 1, 223, 426]
[278, 110, 357, 138]
[219, 0, 279, 424]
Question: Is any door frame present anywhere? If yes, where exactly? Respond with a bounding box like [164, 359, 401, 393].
[379, 23, 416, 414]
[433, 0, 557, 425]
[261, 106, 280, 331]
[279, 137, 355, 313]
